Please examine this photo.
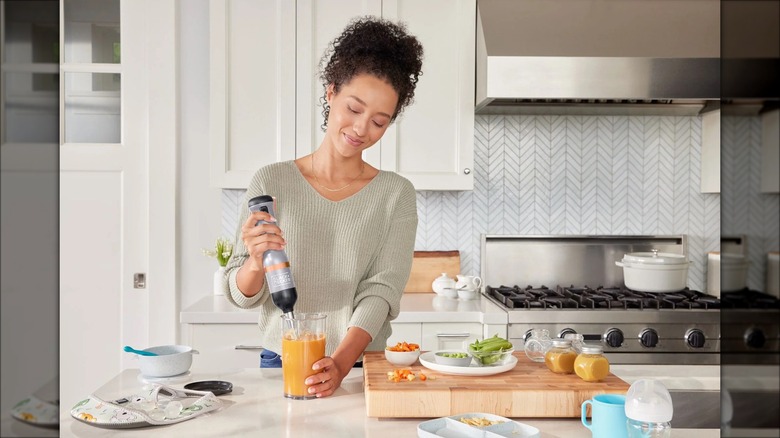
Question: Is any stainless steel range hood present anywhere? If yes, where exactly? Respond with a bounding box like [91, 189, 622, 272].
[476, 0, 721, 116]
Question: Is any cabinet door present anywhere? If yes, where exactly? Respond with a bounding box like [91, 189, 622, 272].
[421, 322, 482, 351]
[209, 0, 296, 188]
[381, 0, 476, 190]
[388, 322, 422, 347]
[187, 324, 264, 370]
[295, 0, 383, 168]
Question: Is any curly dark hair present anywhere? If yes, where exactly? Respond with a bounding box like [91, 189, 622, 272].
[318, 16, 424, 131]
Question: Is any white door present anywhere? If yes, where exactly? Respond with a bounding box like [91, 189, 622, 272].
[59, 0, 176, 412]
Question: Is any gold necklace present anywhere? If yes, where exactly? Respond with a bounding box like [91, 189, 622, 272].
[310, 152, 365, 192]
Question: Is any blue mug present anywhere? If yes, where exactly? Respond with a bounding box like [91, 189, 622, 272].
[581, 394, 628, 438]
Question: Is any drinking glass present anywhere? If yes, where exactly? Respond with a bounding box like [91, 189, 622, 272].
[281, 313, 326, 400]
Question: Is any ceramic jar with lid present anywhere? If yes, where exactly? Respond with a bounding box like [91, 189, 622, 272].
[574, 344, 610, 382]
[432, 273, 456, 295]
[544, 339, 577, 374]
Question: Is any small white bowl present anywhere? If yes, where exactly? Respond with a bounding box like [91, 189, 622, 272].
[434, 351, 473, 367]
[138, 345, 198, 377]
[384, 348, 421, 366]
[457, 288, 478, 300]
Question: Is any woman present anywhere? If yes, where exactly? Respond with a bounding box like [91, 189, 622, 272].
[224, 17, 423, 398]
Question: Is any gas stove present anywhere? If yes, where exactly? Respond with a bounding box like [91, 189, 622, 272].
[483, 284, 720, 365]
[480, 235, 720, 365]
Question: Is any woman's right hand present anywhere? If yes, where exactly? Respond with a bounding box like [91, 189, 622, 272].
[241, 211, 287, 271]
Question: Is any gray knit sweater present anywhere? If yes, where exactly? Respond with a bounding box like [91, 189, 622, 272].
[224, 161, 418, 356]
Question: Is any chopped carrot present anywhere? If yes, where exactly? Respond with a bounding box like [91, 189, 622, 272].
[419, 373, 427, 381]
[386, 342, 420, 352]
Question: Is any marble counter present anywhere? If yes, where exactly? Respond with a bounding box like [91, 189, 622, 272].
[58, 366, 720, 438]
[180, 293, 508, 325]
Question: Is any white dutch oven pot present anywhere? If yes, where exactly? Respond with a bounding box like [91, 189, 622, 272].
[615, 250, 690, 293]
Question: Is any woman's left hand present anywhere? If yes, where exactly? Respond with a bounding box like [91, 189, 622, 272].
[304, 357, 346, 398]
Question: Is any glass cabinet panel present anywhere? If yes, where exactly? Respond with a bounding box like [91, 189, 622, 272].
[63, 0, 120, 64]
[1, 0, 59, 144]
[64, 72, 120, 143]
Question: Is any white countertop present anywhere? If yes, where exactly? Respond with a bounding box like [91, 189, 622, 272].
[180, 293, 508, 325]
[56, 365, 721, 438]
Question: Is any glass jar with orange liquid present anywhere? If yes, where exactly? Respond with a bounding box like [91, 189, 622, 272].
[574, 344, 610, 382]
[544, 339, 577, 374]
[281, 313, 326, 400]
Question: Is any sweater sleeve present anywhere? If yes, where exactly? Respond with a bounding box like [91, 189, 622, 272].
[348, 182, 417, 340]
[223, 171, 270, 309]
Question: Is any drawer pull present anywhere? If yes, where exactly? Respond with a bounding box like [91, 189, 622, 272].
[234, 345, 264, 350]
[436, 333, 470, 338]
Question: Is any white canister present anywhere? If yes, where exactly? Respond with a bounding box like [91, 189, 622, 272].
[706, 252, 721, 297]
[767, 252, 780, 298]
[721, 253, 749, 292]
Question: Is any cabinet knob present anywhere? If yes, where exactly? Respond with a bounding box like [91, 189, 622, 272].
[463, 168, 471, 175]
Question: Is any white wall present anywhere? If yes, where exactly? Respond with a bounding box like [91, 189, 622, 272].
[179, 0, 223, 313]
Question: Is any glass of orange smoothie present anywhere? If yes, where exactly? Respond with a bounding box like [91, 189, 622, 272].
[281, 313, 326, 400]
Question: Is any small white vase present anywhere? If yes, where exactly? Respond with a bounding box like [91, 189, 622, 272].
[213, 266, 227, 295]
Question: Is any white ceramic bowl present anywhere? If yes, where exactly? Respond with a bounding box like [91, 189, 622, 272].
[384, 348, 421, 367]
[457, 288, 478, 300]
[434, 351, 473, 367]
[138, 345, 198, 377]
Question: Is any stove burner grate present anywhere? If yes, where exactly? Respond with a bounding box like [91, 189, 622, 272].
[486, 284, 721, 310]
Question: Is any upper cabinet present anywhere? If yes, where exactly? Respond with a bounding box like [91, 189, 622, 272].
[210, 0, 475, 190]
[209, 0, 296, 188]
[700, 109, 720, 193]
[760, 109, 779, 193]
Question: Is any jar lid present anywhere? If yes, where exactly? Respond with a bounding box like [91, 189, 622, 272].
[580, 344, 603, 354]
[551, 339, 572, 348]
[622, 251, 689, 266]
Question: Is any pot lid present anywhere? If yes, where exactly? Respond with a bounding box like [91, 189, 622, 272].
[622, 250, 688, 265]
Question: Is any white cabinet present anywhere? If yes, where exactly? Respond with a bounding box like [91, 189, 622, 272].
[388, 322, 422, 347]
[388, 321, 485, 351]
[421, 322, 482, 351]
[379, 0, 475, 190]
[700, 109, 720, 193]
[210, 0, 475, 190]
[209, 0, 296, 188]
[760, 109, 779, 193]
[183, 323, 264, 370]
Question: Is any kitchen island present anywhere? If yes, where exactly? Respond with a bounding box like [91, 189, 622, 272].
[57, 365, 721, 438]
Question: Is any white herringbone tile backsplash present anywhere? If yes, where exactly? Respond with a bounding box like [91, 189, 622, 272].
[722, 116, 780, 291]
[218, 114, 772, 294]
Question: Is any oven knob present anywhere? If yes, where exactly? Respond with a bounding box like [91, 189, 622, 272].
[639, 328, 659, 348]
[558, 328, 577, 338]
[745, 328, 766, 349]
[686, 328, 706, 348]
[604, 328, 624, 348]
[523, 330, 534, 343]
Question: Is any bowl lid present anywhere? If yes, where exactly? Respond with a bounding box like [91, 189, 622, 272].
[622, 251, 688, 266]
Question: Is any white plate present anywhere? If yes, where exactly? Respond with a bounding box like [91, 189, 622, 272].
[418, 413, 540, 438]
[418, 352, 517, 376]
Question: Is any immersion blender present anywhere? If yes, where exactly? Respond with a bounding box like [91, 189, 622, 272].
[247, 195, 298, 318]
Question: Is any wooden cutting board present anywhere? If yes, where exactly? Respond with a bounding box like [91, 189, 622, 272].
[363, 351, 630, 418]
[403, 251, 460, 293]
